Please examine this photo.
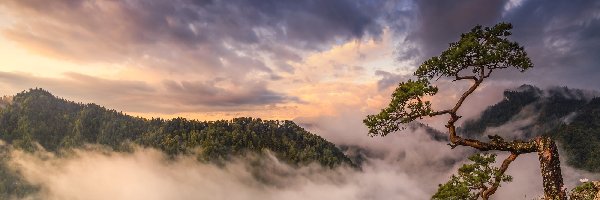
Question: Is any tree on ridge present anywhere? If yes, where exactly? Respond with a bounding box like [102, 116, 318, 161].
[364, 23, 566, 200]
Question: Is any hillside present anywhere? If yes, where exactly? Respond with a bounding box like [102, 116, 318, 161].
[0, 88, 352, 167]
[552, 97, 600, 170]
[0, 89, 354, 198]
[459, 85, 600, 172]
[2, 86, 600, 199]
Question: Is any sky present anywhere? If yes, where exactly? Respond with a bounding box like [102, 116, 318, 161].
[0, 1, 599, 199]
[0, 0, 598, 122]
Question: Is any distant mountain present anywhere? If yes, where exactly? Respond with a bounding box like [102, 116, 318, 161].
[0, 88, 354, 198]
[3, 86, 600, 198]
[552, 97, 600, 170]
[458, 85, 600, 172]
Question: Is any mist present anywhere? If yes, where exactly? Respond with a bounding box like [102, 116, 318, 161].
[295, 98, 599, 199]
[3, 84, 599, 200]
[7, 141, 447, 200]
[4, 113, 596, 200]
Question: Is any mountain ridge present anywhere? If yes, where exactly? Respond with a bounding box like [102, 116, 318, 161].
[458, 84, 600, 172]
[0, 88, 353, 167]
[0, 88, 358, 198]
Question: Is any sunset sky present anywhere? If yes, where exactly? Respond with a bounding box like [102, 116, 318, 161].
[0, 0, 598, 122]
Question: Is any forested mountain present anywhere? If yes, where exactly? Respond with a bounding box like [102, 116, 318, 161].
[0, 88, 353, 199]
[2, 86, 600, 199]
[552, 98, 600, 171]
[458, 85, 600, 172]
[0, 88, 351, 167]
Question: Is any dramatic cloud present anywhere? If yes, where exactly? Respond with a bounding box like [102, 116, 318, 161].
[0, 0, 388, 69]
[502, 0, 600, 89]
[410, 0, 508, 57]
[0, 1, 598, 199]
[0, 0, 411, 118]
[374, 70, 409, 91]
[406, 0, 600, 89]
[1, 0, 597, 119]
[0, 72, 298, 113]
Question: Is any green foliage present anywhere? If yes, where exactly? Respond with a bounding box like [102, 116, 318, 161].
[459, 85, 600, 172]
[552, 98, 600, 172]
[0, 88, 353, 168]
[415, 23, 532, 80]
[433, 175, 475, 200]
[459, 85, 543, 138]
[0, 145, 38, 199]
[364, 23, 533, 137]
[432, 153, 512, 200]
[569, 182, 598, 200]
[0, 88, 357, 197]
[0, 96, 11, 109]
[364, 79, 438, 136]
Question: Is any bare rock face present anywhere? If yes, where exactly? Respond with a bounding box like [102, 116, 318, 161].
[570, 181, 600, 200]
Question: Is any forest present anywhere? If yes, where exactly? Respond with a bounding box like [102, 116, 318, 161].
[0, 88, 352, 199]
[460, 85, 600, 172]
[2, 86, 600, 199]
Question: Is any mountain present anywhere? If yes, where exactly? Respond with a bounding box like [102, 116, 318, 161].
[552, 97, 600, 170]
[0, 88, 352, 167]
[2, 86, 599, 198]
[0, 89, 354, 198]
[458, 85, 600, 172]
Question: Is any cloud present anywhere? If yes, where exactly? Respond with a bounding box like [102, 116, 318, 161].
[481, 104, 539, 139]
[410, 0, 508, 57]
[293, 82, 600, 198]
[492, 151, 600, 199]
[403, 0, 600, 90]
[374, 70, 409, 91]
[0, 0, 391, 76]
[2, 0, 597, 121]
[0, 0, 412, 120]
[501, 0, 600, 89]
[2, 84, 597, 200]
[2, 108, 595, 200]
[162, 79, 300, 107]
[6, 144, 452, 200]
[0, 71, 299, 113]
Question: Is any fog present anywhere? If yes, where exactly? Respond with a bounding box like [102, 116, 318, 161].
[5, 121, 597, 200]
[7, 138, 452, 200]
[4, 85, 599, 200]
[294, 99, 599, 199]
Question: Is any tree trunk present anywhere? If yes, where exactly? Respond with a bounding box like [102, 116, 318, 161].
[536, 136, 567, 200]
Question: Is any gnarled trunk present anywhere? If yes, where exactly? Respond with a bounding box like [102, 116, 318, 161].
[536, 136, 566, 200]
[448, 120, 567, 199]
[446, 103, 566, 199]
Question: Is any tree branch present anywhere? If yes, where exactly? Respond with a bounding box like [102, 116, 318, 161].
[448, 132, 538, 153]
[429, 109, 452, 117]
[483, 68, 494, 78]
[451, 79, 483, 116]
[455, 75, 478, 81]
[482, 153, 519, 199]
